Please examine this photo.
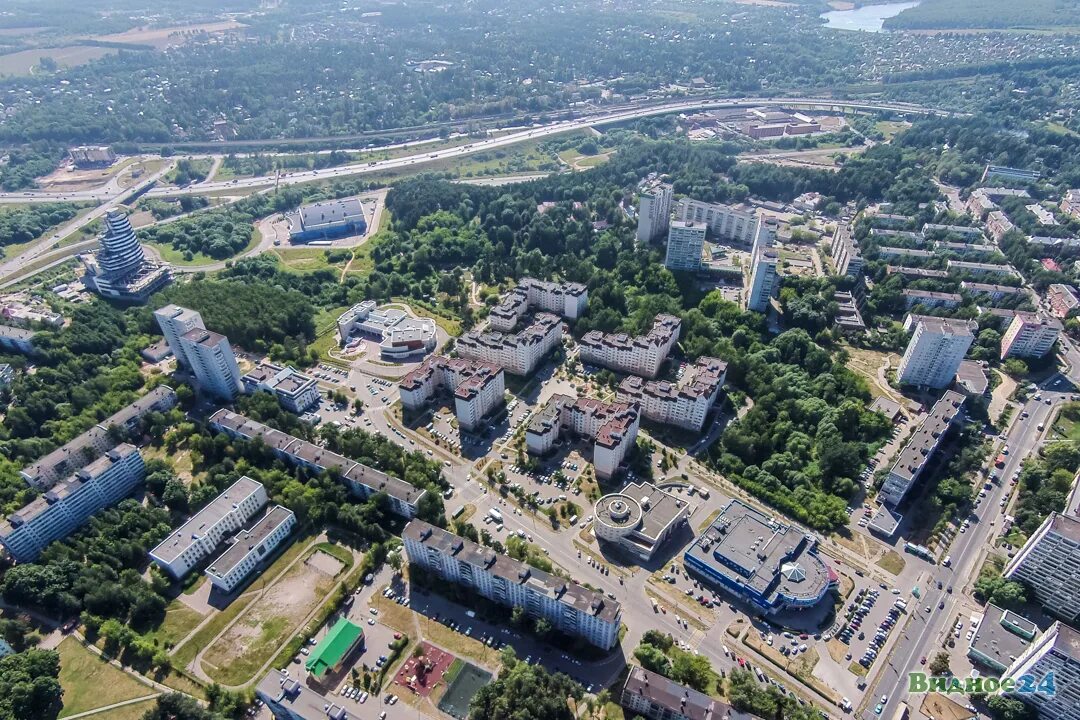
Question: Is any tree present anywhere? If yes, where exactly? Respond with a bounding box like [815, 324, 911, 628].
[669, 651, 713, 692]
[929, 651, 951, 676]
[140, 693, 226, 720]
[0, 649, 63, 720]
[986, 695, 1036, 720]
[469, 653, 583, 720]
[632, 643, 671, 676]
[388, 551, 403, 573]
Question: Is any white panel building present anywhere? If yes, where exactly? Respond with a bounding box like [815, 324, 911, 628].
[153, 305, 205, 368]
[897, 317, 974, 389]
[181, 328, 243, 400]
[636, 182, 673, 244]
[664, 221, 707, 271]
[1001, 312, 1062, 360]
[1004, 512, 1080, 624]
[149, 476, 267, 580]
[1003, 623, 1080, 720]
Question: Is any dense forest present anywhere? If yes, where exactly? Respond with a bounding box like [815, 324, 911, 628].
[0, 203, 81, 254]
[884, 0, 1080, 30]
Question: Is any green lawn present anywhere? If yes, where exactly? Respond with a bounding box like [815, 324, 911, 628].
[57, 637, 155, 718]
[142, 601, 205, 650]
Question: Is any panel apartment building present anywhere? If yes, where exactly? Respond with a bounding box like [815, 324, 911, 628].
[616, 356, 727, 432]
[150, 476, 268, 579]
[1003, 622, 1080, 720]
[1004, 512, 1080, 624]
[403, 520, 622, 650]
[620, 665, 752, 720]
[830, 223, 863, 278]
[209, 410, 427, 518]
[675, 198, 777, 250]
[206, 505, 296, 593]
[1001, 312, 1062, 360]
[527, 395, 639, 480]
[0, 444, 145, 562]
[20, 386, 177, 491]
[878, 390, 965, 508]
[398, 355, 505, 431]
[489, 278, 588, 332]
[745, 221, 779, 313]
[897, 317, 974, 389]
[153, 304, 205, 368]
[578, 314, 681, 379]
[181, 328, 243, 400]
[456, 312, 561, 376]
[664, 221, 707, 272]
[636, 181, 673, 244]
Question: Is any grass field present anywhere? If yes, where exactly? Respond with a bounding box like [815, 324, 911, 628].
[877, 550, 906, 575]
[0, 46, 116, 76]
[57, 637, 154, 718]
[143, 601, 206, 650]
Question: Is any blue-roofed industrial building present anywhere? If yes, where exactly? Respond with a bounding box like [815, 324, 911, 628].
[287, 198, 367, 243]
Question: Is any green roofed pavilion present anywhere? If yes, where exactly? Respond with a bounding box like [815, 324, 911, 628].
[305, 617, 364, 680]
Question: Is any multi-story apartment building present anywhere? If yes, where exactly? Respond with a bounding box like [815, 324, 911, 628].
[150, 476, 268, 579]
[961, 282, 1031, 304]
[526, 395, 639, 480]
[886, 266, 949, 280]
[153, 304, 205, 368]
[456, 313, 561, 376]
[181, 328, 242, 400]
[621, 666, 751, 720]
[674, 198, 776, 249]
[0, 444, 145, 562]
[240, 362, 320, 413]
[209, 410, 426, 518]
[986, 210, 1017, 243]
[877, 246, 932, 261]
[830, 224, 863, 278]
[1003, 622, 1080, 720]
[663, 221, 707, 271]
[902, 289, 962, 310]
[20, 386, 177, 490]
[398, 355, 505, 431]
[1001, 312, 1062, 360]
[206, 505, 296, 593]
[1061, 189, 1080, 220]
[897, 317, 974, 389]
[1047, 284, 1080, 319]
[878, 391, 965, 507]
[403, 520, 622, 649]
[948, 260, 1020, 279]
[636, 181, 673, 244]
[1004, 512, 1080, 624]
[869, 213, 914, 230]
[922, 224, 985, 242]
[616, 356, 727, 432]
[872, 230, 925, 245]
[578, 315, 681, 379]
[488, 278, 588, 332]
[982, 165, 1040, 184]
[745, 219, 779, 313]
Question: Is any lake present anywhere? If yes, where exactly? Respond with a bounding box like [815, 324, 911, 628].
[820, 1, 921, 32]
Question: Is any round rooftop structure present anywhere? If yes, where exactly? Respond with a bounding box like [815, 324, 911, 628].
[594, 492, 644, 542]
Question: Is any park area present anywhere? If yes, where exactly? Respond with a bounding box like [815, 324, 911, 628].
[392, 641, 456, 697]
[199, 545, 350, 686]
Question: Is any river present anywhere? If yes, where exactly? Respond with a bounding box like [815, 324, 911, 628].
[820, 1, 921, 32]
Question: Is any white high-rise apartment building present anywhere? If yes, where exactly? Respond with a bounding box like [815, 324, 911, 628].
[675, 198, 773, 248]
[403, 520, 622, 650]
[664, 222, 707, 271]
[180, 329, 242, 400]
[1004, 512, 1080, 624]
[1001, 312, 1063, 360]
[150, 476, 268, 580]
[154, 304, 205, 368]
[1003, 622, 1080, 720]
[636, 182, 672, 243]
[897, 317, 974, 388]
[745, 250, 779, 312]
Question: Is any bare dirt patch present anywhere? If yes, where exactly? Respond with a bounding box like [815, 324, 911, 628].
[200, 548, 343, 685]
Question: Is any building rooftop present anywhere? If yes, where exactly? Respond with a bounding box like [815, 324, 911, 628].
[206, 505, 294, 581]
[618, 356, 727, 405]
[150, 476, 264, 564]
[903, 289, 962, 303]
[403, 520, 621, 623]
[296, 197, 364, 232]
[399, 355, 503, 401]
[956, 360, 989, 397]
[915, 316, 976, 337]
[887, 391, 965, 486]
[622, 665, 750, 720]
[580, 314, 681, 354]
[257, 672, 349, 720]
[595, 481, 688, 546]
[181, 328, 228, 347]
[0, 325, 37, 341]
[886, 265, 949, 279]
[306, 617, 363, 680]
[685, 499, 831, 606]
[969, 604, 1039, 672]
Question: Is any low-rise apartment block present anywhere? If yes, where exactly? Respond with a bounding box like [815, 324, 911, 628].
[878, 391, 965, 507]
[241, 362, 320, 414]
[1047, 284, 1080, 319]
[616, 356, 726, 432]
[403, 520, 622, 650]
[621, 665, 750, 720]
[872, 230, 924, 245]
[961, 282, 1030, 304]
[206, 505, 296, 593]
[886, 265, 949, 280]
[399, 355, 505, 431]
[1001, 312, 1062, 360]
[456, 313, 561, 376]
[0, 444, 145, 563]
[579, 314, 680, 379]
[209, 410, 426, 518]
[150, 476, 267, 580]
[902, 289, 962, 310]
[986, 211, 1017, 243]
[1003, 622, 1080, 720]
[922, 224, 985, 242]
[527, 395, 639, 480]
[489, 278, 588, 332]
[1004, 512, 1080, 624]
[983, 165, 1040, 184]
[834, 291, 866, 333]
[949, 260, 1020, 279]
[1061, 189, 1080, 220]
[20, 386, 177, 490]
